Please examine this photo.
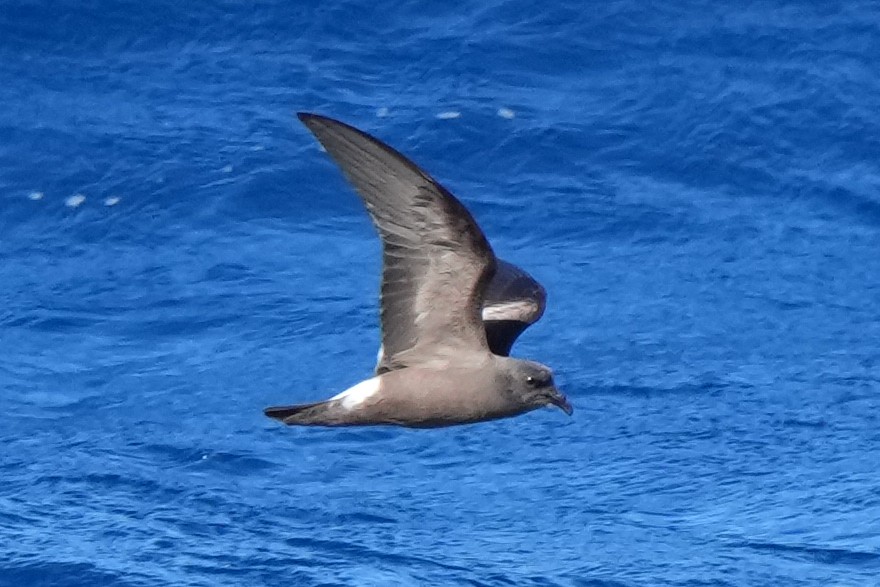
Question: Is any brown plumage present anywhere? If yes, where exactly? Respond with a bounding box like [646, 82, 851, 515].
[264, 113, 571, 428]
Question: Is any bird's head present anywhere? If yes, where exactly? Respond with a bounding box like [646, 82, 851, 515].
[504, 359, 573, 416]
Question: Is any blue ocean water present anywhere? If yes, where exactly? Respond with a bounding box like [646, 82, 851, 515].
[2, 1, 880, 585]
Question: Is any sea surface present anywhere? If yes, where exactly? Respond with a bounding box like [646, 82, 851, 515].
[2, 1, 880, 586]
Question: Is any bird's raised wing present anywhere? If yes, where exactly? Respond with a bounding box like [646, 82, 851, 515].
[298, 113, 497, 371]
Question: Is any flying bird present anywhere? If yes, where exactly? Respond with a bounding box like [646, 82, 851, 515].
[264, 113, 571, 428]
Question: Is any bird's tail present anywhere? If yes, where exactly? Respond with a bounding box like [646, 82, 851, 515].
[264, 400, 349, 426]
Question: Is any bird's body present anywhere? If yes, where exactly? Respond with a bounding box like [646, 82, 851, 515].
[264, 113, 571, 428]
[266, 355, 555, 428]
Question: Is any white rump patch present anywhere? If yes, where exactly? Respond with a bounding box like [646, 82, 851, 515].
[330, 377, 381, 410]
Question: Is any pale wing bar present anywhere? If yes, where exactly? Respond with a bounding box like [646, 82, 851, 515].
[481, 259, 547, 356]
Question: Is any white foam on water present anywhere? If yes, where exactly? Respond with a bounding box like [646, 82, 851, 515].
[436, 111, 461, 120]
[104, 197, 120, 206]
[28, 191, 44, 201]
[65, 194, 86, 208]
[497, 107, 515, 119]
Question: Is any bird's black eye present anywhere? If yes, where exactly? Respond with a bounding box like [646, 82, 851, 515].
[526, 375, 539, 386]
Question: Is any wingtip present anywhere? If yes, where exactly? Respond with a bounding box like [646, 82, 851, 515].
[296, 111, 319, 125]
[296, 112, 352, 136]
